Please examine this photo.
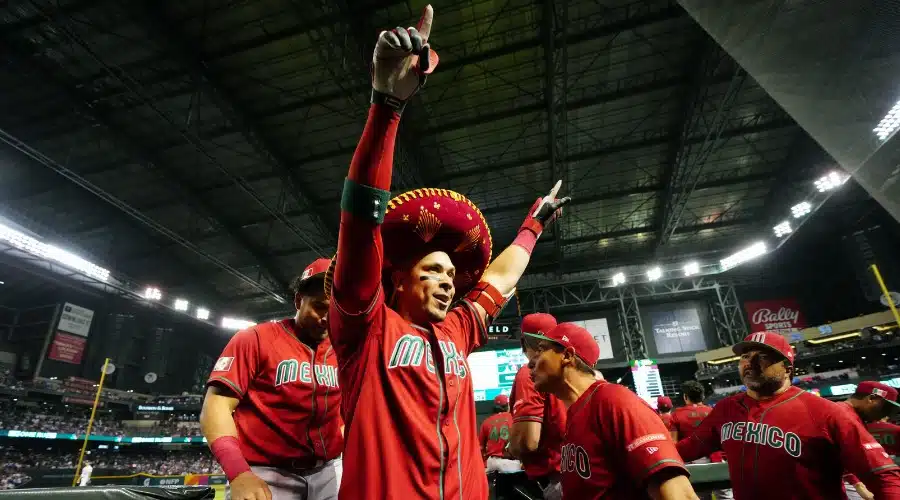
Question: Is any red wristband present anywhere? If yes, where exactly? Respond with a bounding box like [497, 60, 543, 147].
[210, 436, 251, 481]
[512, 228, 538, 255]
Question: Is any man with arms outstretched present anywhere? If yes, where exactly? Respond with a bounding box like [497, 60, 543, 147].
[324, 6, 570, 499]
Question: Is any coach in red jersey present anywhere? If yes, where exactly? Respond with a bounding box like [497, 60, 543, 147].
[677, 331, 900, 499]
[201, 258, 343, 500]
[323, 6, 570, 499]
[527, 323, 698, 499]
[508, 313, 566, 498]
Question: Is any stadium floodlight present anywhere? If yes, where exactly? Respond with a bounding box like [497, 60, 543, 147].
[221, 317, 256, 330]
[773, 221, 792, 238]
[791, 202, 812, 218]
[683, 261, 700, 277]
[196, 307, 210, 320]
[612, 272, 626, 286]
[0, 222, 110, 282]
[814, 171, 848, 192]
[874, 100, 900, 140]
[174, 298, 189, 311]
[647, 267, 663, 281]
[143, 287, 162, 301]
[720, 241, 768, 271]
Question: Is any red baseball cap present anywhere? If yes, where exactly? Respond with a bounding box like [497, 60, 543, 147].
[856, 381, 900, 408]
[657, 396, 673, 411]
[732, 331, 795, 364]
[521, 313, 557, 336]
[294, 258, 331, 294]
[524, 322, 600, 366]
[493, 394, 509, 406]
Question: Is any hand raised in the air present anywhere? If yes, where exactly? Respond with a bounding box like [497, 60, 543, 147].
[372, 5, 440, 100]
[530, 180, 571, 227]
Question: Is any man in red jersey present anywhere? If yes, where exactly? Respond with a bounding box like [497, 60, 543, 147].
[201, 258, 343, 500]
[840, 381, 900, 500]
[481, 395, 518, 471]
[869, 416, 900, 456]
[323, 6, 570, 498]
[508, 313, 566, 499]
[657, 396, 674, 434]
[669, 381, 712, 445]
[528, 323, 698, 499]
[677, 331, 900, 499]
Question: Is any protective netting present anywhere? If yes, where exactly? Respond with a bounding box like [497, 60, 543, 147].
[677, 0, 900, 222]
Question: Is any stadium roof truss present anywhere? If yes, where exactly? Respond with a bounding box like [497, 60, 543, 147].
[0, 0, 837, 319]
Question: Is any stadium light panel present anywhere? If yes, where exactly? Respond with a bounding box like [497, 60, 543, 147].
[683, 262, 700, 277]
[143, 287, 162, 301]
[221, 317, 256, 330]
[720, 241, 767, 271]
[647, 267, 662, 281]
[814, 171, 848, 192]
[0, 222, 110, 281]
[174, 298, 189, 311]
[791, 202, 812, 218]
[612, 272, 626, 286]
[196, 308, 210, 320]
[874, 100, 900, 140]
[773, 221, 792, 237]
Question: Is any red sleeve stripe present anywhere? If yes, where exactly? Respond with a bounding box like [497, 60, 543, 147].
[641, 458, 687, 478]
[208, 376, 244, 398]
[512, 416, 543, 424]
[872, 464, 900, 473]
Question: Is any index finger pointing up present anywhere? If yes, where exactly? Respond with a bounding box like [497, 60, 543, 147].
[416, 5, 434, 42]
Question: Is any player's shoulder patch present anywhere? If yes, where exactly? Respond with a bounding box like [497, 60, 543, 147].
[212, 357, 235, 372]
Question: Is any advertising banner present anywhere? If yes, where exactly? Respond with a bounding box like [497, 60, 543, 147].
[571, 318, 615, 360]
[744, 298, 807, 334]
[57, 302, 94, 337]
[47, 332, 87, 364]
[650, 308, 707, 354]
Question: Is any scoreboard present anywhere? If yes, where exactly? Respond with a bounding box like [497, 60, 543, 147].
[468, 348, 529, 402]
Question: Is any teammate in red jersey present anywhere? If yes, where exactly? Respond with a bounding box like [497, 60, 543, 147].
[669, 381, 712, 444]
[201, 258, 343, 500]
[480, 395, 517, 469]
[528, 322, 698, 500]
[323, 6, 570, 498]
[677, 331, 900, 499]
[840, 381, 900, 500]
[657, 396, 674, 434]
[869, 417, 900, 456]
[508, 313, 566, 499]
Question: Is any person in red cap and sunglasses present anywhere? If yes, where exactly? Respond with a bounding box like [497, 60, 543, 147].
[840, 381, 900, 500]
[201, 258, 343, 500]
[508, 313, 567, 499]
[528, 322, 698, 499]
[324, 5, 570, 499]
[677, 331, 900, 500]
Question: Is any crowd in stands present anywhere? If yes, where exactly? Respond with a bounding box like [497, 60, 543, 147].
[0, 447, 220, 489]
[0, 400, 201, 437]
[147, 394, 203, 407]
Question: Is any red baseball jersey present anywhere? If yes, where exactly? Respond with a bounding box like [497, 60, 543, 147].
[509, 365, 566, 479]
[329, 295, 488, 499]
[207, 319, 343, 466]
[480, 412, 513, 459]
[671, 404, 712, 441]
[561, 381, 688, 499]
[659, 412, 674, 431]
[677, 386, 900, 499]
[868, 421, 900, 456]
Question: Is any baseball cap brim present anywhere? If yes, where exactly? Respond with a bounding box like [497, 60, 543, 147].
[884, 398, 900, 409]
[523, 332, 594, 365]
[732, 340, 791, 363]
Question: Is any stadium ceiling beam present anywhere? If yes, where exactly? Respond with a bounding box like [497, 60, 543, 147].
[10, 1, 685, 141]
[131, 1, 338, 245]
[543, 0, 568, 273]
[655, 43, 748, 248]
[0, 36, 290, 302]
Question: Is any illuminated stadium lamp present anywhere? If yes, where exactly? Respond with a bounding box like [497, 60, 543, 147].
[683, 261, 700, 277]
[791, 201, 812, 218]
[806, 331, 861, 344]
[143, 287, 162, 301]
[196, 307, 210, 320]
[646, 267, 662, 281]
[873, 100, 900, 140]
[773, 221, 792, 238]
[221, 317, 256, 330]
[813, 171, 848, 192]
[0, 223, 110, 282]
[173, 298, 189, 311]
[720, 241, 767, 271]
[612, 272, 626, 286]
